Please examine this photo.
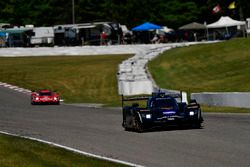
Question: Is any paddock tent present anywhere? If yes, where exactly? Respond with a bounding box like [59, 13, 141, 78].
[0, 32, 7, 47]
[0, 32, 6, 37]
[132, 22, 161, 31]
[207, 16, 245, 28]
[179, 22, 206, 30]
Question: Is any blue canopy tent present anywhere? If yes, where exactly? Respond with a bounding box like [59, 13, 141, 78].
[0, 32, 7, 47]
[0, 32, 6, 37]
[132, 22, 162, 43]
[132, 22, 162, 31]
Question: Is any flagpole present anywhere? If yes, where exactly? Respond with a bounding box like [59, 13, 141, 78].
[239, 5, 244, 21]
[238, 2, 246, 37]
[226, 27, 229, 36]
[72, 0, 75, 24]
[204, 21, 209, 41]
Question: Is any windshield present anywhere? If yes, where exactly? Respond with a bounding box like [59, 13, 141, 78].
[151, 98, 178, 109]
[39, 92, 52, 96]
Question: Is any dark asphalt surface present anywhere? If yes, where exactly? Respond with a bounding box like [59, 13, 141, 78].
[0, 86, 250, 167]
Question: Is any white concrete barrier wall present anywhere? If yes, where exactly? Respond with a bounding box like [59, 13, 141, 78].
[117, 41, 217, 96]
[191, 92, 250, 108]
[118, 80, 153, 96]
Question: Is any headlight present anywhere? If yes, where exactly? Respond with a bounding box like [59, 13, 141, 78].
[35, 97, 39, 100]
[189, 111, 195, 116]
[146, 114, 152, 119]
[54, 97, 58, 100]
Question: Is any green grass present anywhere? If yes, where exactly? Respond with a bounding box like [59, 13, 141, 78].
[148, 38, 250, 93]
[0, 41, 250, 112]
[0, 55, 131, 106]
[0, 133, 127, 167]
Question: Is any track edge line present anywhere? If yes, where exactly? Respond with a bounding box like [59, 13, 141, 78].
[0, 131, 144, 167]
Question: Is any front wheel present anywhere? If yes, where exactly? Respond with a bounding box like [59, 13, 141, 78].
[192, 121, 202, 129]
[191, 109, 203, 129]
[133, 116, 144, 133]
[122, 121, 130, 131]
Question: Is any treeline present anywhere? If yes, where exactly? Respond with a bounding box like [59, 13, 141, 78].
[0, 0, 249, 29]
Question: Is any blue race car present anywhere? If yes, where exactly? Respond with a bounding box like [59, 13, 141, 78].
[122, 91, 203, 132]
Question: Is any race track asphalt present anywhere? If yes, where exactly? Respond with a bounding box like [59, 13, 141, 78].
[0, 86, 249, 167]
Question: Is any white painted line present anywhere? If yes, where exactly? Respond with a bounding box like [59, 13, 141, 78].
[0, 131, 144, 167]
[0, 83, 31, 94]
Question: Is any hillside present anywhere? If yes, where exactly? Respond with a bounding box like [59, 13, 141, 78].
[0, 55, 130, 106]
[149, 38, 250, 93]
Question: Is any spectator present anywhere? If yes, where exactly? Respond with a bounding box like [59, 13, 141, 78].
[151, 34, 159, 44]
[100, 31, 107, 45]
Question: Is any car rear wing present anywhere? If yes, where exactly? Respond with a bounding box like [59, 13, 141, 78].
[152, 90, 183, 103]
[121, 95, 150, 108]
[121, 91, 184, 108]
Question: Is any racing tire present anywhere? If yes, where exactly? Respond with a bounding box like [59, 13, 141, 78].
[124, 126, 132, 131]
[192, 110, 203, 129]
[133, 117, 144, 133]
[122, 121, 130, 131]
[191, 117, 203, 129]
[192, 122, 201, 129]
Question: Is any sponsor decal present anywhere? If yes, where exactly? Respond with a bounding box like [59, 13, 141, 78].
[163, 111, 176, 115]
[40, 97, 52, 101]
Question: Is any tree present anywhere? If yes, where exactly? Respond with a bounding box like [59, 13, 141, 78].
[158, 0, 201, 28]
[0, 0, 249, 28]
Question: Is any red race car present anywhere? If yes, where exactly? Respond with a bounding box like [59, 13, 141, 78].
[31, 90, 60, 105]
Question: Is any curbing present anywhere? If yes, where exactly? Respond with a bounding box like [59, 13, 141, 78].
[0, 82, 31, 94]
[0, 82, 64, 102]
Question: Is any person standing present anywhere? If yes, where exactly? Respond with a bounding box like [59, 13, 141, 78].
[100, 31, 107, 45]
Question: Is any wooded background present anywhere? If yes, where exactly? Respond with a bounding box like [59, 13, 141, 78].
[0, 0, 249, 28]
